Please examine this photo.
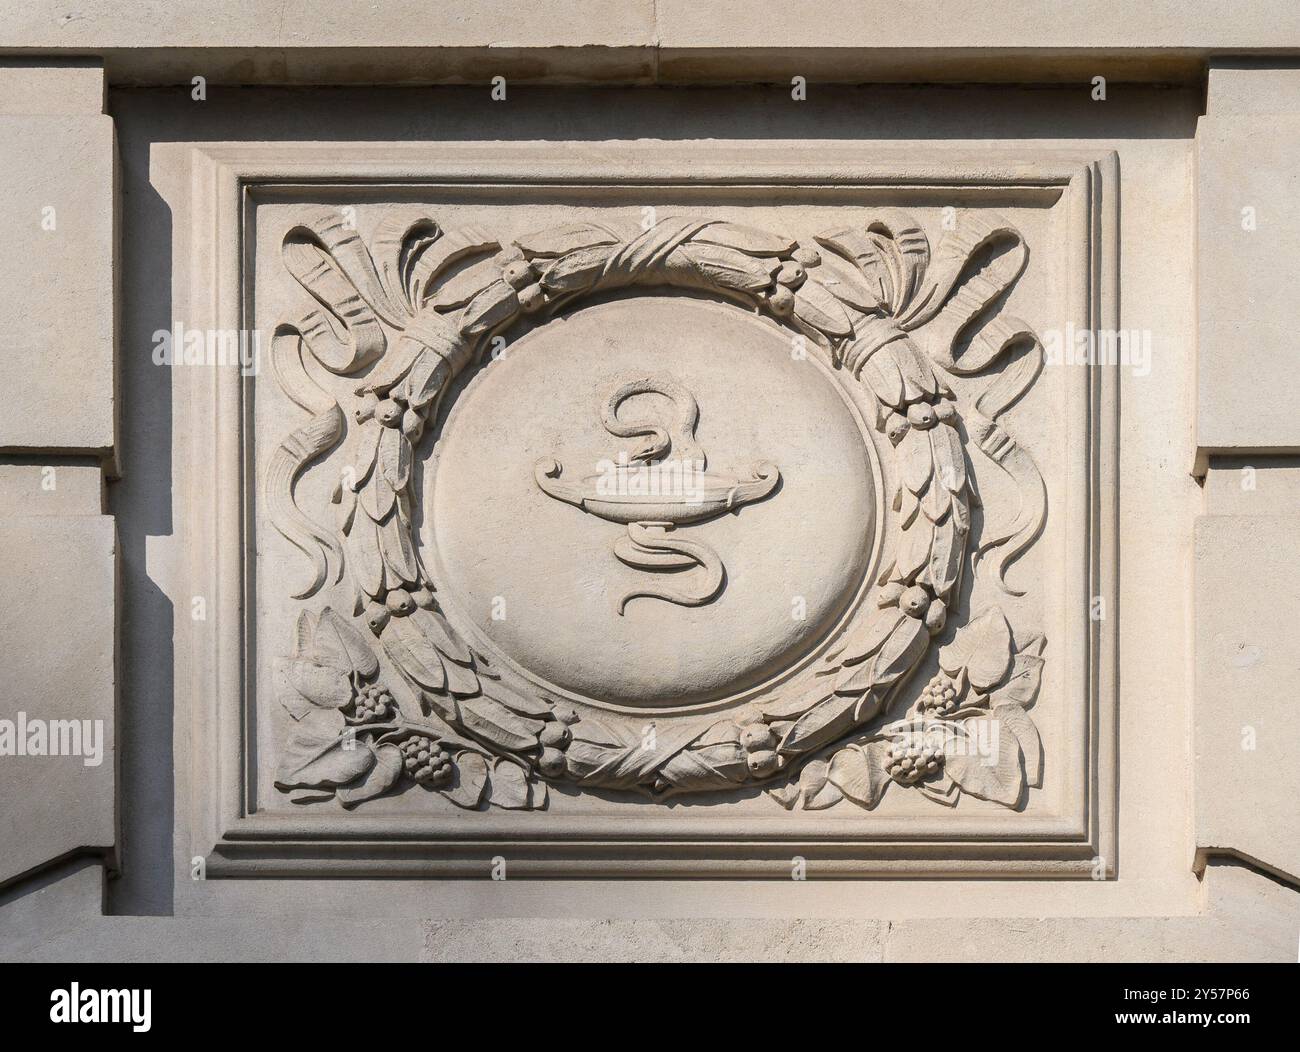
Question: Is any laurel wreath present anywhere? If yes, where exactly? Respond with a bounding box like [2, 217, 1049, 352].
[267, 205, 1049, 811]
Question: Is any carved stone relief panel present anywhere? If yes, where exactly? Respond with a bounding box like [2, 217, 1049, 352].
[185, 145, 1117, 876]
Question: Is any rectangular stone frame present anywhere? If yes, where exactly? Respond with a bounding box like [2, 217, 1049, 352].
[181, 143, 1119, 879]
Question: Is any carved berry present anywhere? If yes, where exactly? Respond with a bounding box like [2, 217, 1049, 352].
[924, 597, 948, 635]
[900, 585, 930, 618]
[355, 392, 379, 423]
[917, 672, 960, 717]
[885, 734, 943, 785]
[375, 399, 404, 427]
[884, 412, 909, 445]
[775, 260, 807, 289]
[410, 588, 436, 610]
[518, 284, 545, 313]
[539, 721, 571, 749]
[364, 602, 390, 635]
[539, 747, 566, 777]
[740, 724, 776, 753]
[502, 259, 535, 290]
[906, 402, 938, 430]
[792, 246, 821, 267]
[768, 285, 796, 316]
[352, 682, 393, 721]
[400, 736, 452, 786]
[934, 400, 957, 423]
[401, 407, 424, 440]
[746, 749, 779, 777]
[877, 581, 906, 608]
[385, 589, 416, 616]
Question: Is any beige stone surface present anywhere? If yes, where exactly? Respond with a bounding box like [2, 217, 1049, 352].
[0, 24, 1296, 964]
[1195, 65, 1300, 471]
[4, 3, 1299, 84]
[1194, 515, 1300, 884]
[0, 515, 117, 887]
[0, 113, 116, 456]
[0, 58, 104, 114]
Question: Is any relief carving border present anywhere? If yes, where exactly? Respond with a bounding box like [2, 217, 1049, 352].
[180, 144, 1118, 878]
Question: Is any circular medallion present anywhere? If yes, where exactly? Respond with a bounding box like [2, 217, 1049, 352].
[429, 297, 877, 711]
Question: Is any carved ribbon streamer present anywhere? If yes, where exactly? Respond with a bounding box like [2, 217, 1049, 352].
[894, 213, 1044, 596]
[961, 334, 1046, 597]
[281, 208, 402, 373]
[266, 328, 346, 599]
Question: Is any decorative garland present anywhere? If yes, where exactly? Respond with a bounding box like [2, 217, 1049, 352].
[268, 206, 1048, 811]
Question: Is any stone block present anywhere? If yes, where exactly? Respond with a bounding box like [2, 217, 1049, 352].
[0, 515, 117, 887]
[1194, 515, 1300, 883]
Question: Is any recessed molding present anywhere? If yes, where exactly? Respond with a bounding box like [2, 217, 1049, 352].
[181, 143, 1118, 878]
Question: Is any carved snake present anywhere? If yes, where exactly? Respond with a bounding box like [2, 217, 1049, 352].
[612, 522, 725, 615]
[600, 375, 706, 468]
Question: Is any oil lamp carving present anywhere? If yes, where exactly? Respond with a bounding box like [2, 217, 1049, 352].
[534, 375, 780, 613]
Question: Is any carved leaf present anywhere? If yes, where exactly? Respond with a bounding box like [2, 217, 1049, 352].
[695, 222, 797, 256]
[929, 420, 967, 495]
[939, 607, 1014, 689]
[942, 717, 1024, 806]
[275, 726, 375, 790]
[868, 211, 931, 313]
[514, 222, 622, 258]
[411, 607, 473, 665]
[274, 661, 315, 721]
[895, 518, 933, 583]
[541, 245, 615, 292]
[679, 244, 779, 293]
[337, 743, 403, 807]
[836, 610, 904, 667]
[346, 519, 385, 599]
[378, 514, 420, 587]
[377, 424, 412, 492]
[809, 250, 884, 312]
[766, 782, 802, 810]
[440, 750, 489, 808]
[899, 426, 934, 495]
[458, 280, 520, 337]
[351, 418, 383, 489]
[460, 695, 543, 752]
[569, 717, 629, 749]
[486, 685, 554, 720]
[291, 610, 316, 659]
[881, 339, 937, 402]
[284, 658, 352, 709]
[990, 639, 1046, 708]
[488, 758, 532, 809]
[402, 348, 453, 409]
[801, 759, 843, 810]
[425, 257, 505, 311]
[779, 694, 858, 754]
[792, 279, 853, 338]
[380, 614, 446, 692]
[315, 607, 380, 678]
[408, 227, 499, 306]
[928, 515, 963, 598]
[870, 615, 929, 686]
[360, 472, 396, 522]
[828, 740, 892, 809]
[994, 703, 1042, 787]
[859, 347, 904, 406]
[442, 657, 480, 698]
[760, 690, 827, 720]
